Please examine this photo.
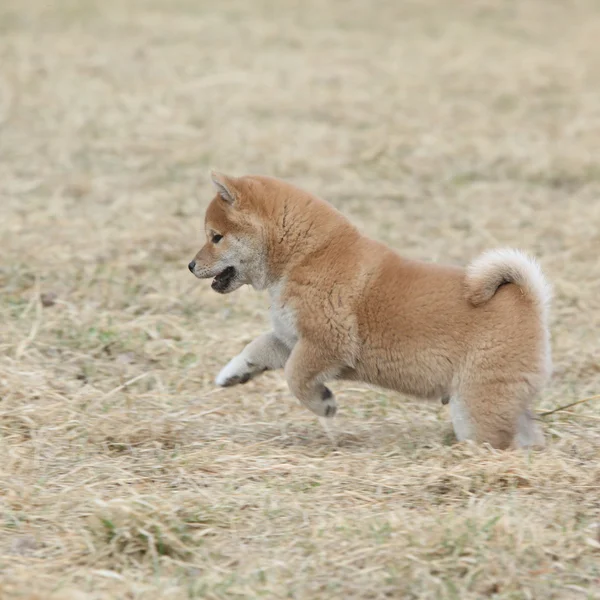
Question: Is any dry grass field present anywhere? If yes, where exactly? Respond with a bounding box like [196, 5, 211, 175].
[1, 0, 599, 598]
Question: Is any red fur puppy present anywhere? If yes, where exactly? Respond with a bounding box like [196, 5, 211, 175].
[189, 172, 551, 449]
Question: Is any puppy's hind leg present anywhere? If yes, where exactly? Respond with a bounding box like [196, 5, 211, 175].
[460, 380, 531, 450]
[515, 408, 545, 449]
[216, 332, 290, 387]
[449, 395, 475, 442]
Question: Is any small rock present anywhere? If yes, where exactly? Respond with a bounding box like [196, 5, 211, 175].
[40, 292, 57, 307]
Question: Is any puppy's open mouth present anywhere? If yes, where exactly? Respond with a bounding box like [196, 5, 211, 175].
[211, 266, 236, 293]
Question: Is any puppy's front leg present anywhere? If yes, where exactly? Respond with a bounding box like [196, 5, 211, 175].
[216, 332, 290, 387]
[284, 341, 339, 418]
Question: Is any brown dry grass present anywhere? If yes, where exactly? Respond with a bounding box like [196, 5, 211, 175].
[1, 0, 599, 598]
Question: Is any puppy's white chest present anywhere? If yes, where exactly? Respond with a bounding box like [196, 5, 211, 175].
[269, 285, 298, 349]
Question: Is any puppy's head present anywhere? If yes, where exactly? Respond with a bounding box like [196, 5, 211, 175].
[188, 171, 268, 294]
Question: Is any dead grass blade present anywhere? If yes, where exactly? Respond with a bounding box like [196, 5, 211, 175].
[538, 394, 600, 417]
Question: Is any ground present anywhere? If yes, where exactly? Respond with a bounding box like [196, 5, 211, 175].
[1, 0, 599, 598]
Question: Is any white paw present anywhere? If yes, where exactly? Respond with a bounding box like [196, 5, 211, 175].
[215, 355, 252, 387]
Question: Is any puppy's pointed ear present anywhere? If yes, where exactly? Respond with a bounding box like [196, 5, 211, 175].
[210, 170, 237, 205]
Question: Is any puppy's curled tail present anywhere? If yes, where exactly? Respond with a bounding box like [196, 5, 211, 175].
[465, 248, 552, 320]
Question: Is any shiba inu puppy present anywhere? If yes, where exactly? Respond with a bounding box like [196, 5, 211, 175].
[189, 171, 551, 449]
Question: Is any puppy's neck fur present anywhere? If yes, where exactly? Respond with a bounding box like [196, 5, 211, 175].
[260, 182, 359, 284]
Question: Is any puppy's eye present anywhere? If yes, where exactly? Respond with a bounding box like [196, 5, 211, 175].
[212, 234, 223, 244]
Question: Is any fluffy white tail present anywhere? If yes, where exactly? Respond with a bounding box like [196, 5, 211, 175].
[465, 249, 552, 320]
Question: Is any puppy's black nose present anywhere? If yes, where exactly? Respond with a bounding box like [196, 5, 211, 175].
[188, 260, 196, 273]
